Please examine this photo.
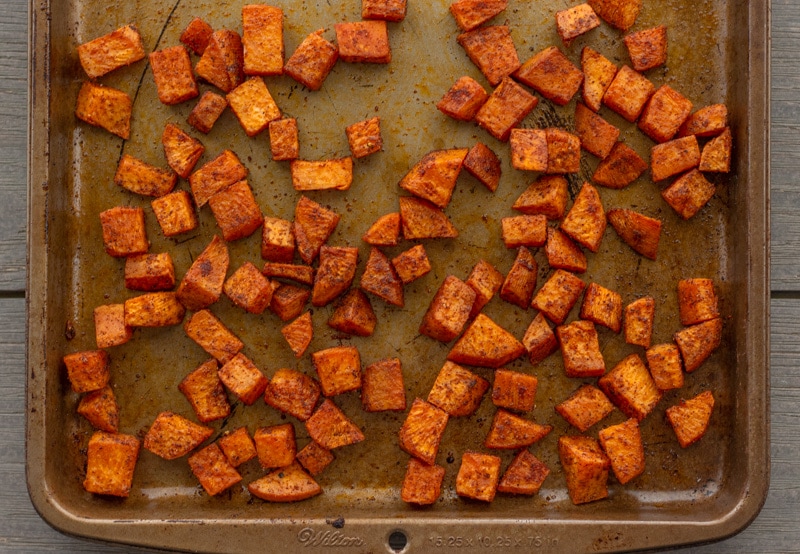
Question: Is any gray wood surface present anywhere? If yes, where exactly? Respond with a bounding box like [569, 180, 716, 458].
[1, 0, 798, 552]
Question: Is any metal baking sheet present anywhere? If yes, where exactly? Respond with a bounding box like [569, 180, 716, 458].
[27, 0, 769, 552]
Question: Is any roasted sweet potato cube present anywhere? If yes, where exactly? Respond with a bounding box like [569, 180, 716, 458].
[674, 317, 722, 373]
[558, 435, 610, 504]
[598, 353, 661, 420]
[291, 158, 353, 191]
[195, 29, 244, 93]
[335, 20, 391, 63]
[254, 423, 297, 469]
[593, 142, 648, 189]
[546, 227, 587, 273]
[602, 65, 654, 122]
[556, 3, 601, 45]
[555, 385, 614, 432]
[363, 213, 400, 247]
[284, 29, 339, 90]
[151, 190, 198, 238]
[509, 129, 547, 172]
[143, 411, 213, 460]
[546, 128, 581, 174]
[561, 182, 606, 253]
[312, 346, 362, 396]
[263, 261, 314, 285]
[498, 449, 550, 495]
[666, 390, 714, 448]
[242, 4, 284, 76]
[270, 284, 310, 321]
[178, 359, 231, 423]
[261, 216, 295, 262]
[177, 235, 229, 311]
[184, 309, 244, 364]
[598, 418, 644, 484]
[264, 368, 321, 421]
[305, 399, 365, 449]
[499, 246, 538, 309]
[646, 343, 684, 390]
[522, 311, 559, 364]
[457, 26, 519, 86]
[624, 25, 667, 72]
[401, 457, 446, 505]
[219, 353, 269, 405]
[501, 214, 547, 249]
[77, 24, 145, 79]
[75, 81, 132, 139]
[475, 77, 538, 142]
[124, 292, 186, 327]
[149, 45, 199, 105]
[514, 46, 584, 107]
[361, 357, 406, 412]
[575, 103, 619, 160]
[580, 282, 622, 332]
[189, 150, 248, 207]
[227, 77, 281, 136]
[399, 148, 468, 209]
[267, 118, 299, 161]
[180, 17, 213, 55]
[679, 104, 728, 138]
[188, 443, 242, 496]
[532, 269, 586, 325]
[661, 168, 716, 220]
[248, 461, 322, 502]
[93, 304, 132, 348]
[162, 124, 204, 179]
[699, 127, 732, 173]
[449, 0, 507, 31]
[208, 180, 264, 241]
[466, 259, 504, 318]
[115, 154, 177, 198]
[187, 91, 228, 134]
[392, 244, 432, 284]
[77, 385, 119, 432]
[399, 398, 449, 465]
[363, 0, 407, 21]
[587, 0, 641, 31]
[83, 431, 140, 497]
[624, 296, 655, 348]
[678, 278, 719, 326]
[513, 175, 568, 220]
[281, 311, 313, 358]
[427, 361, 489, 417]
[651, 135, 701, 182]
[218, 427, 257, 467]
[328, 289, 378, 336]
[557, 320, 605, 377]
[360, 247, 404, 307]
[463, 142, 501, 192]
[224, 262, 276, 314]
[398, 196, 458, 239]
[448, 313, 526, 368]
[420, 275, 476, 342]
[638, 85, 692, 143]
[492, 368, 537, 412]
[124, 252, 175, 291]
[456, 452, 502, 502]
[437, 76, 489, 122]
[294, 196, 341, 264]
[312, 246, 358, 306]
[296, 441, 335, 475]
[485, 409, 552, 449]
[346, 116, 382, 158]
[581, 47, 617, 113]
[99, 206, 149, 258]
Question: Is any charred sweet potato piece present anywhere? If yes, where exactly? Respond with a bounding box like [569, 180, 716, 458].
[284, 29, 339, 91]
[514, 46, 584, 106]
[513, 175, 569, 219]
[455, 452, 502, 502]
[294, 196, 341, 264]
[497, 449, 550, 495]
[281, 311, 313, 358]
[77, 24, 145, 79]
[225, 262, 276, 314]
[115, 154, 177, 198]
[558, 435, 610, 505]
[679, 104, 728, 138]
[463, 142, 502, 192]
[296, 441, 334, 475]
[187, 91, 228, 134]
[161, 123, 204, 179]
[674, 317, 722, 373]
[270, 284, 310, 321]
[149, 45, 199, 105]
[492, 368, 538, 412]
[248, 461, 322, 502]
[560, 182, 606, 253]
[449, 0, 507, 31]
[124, 252, 175, 291]
[392, 244, 432, 284]
[335, 20, 391, 63]
[457, 26, 519, 86]
[598, 353, 661, 420]
[501, 214, 547, 249]
[447, 313, 526, 368]
[401, 458, 446, 505]
[399, 398, 449, 465]
[99, 206, 149, 258]
[575, 102, 619, 160]
[188, 443, 242, 496]
[149, 191, 197, 243]
[363, 212, 401, 246]
[346, 116, 383, 158]
[645, 343, 684, 391]
[399, 197, 459, 239]
[581, 47, 617, 113]
[661, 168, 716, 219]
[263, 261, 314, 285]
[699, 127, 732, 173]
[178, 359, 231, 423]
[311, 346, 362, 396]
[77, 385, 119, 432]
[602, 65, 654, 123]
[143, 411, 213, 460]
[254, 423, 297, 469]
[269, 118, 300, 161]
[195, 29, 244, 93]
[532, 269, 585, 325]
[651, 135, 701, 182]
[678, 278, 719, 326]
[556, 385, 614, 432]
[580, 282, 623, 333]
[475, 77, 538, 142]
[420, 275, 476, 342]
[638, 85, 692, 143]
[360, 247, 404, 307]
[189, 150, 248, 208]
[666, 390, 715, 448]
[75, 81, 132, 139]
[499, 246, 538, 309]
[305, 399, 365, 449]
[181, 17, 213, 55]
[207, 180, 264, 241]
[624, 25, 667, 72]
[399, 149, 468, 209]
[522, 312, 559, 364]
[427, 361, 489, 417]
[291, 158, 353, 191]
[227, 77, 281, 136]
[437, 76, 489, 121]
[242, 4, 284, 76]
[587, 0, 641, 31]
[485, 409, 552, 449]
[557, 320, 605, 378]
[546, 227, 588, 273]
[624, 296, 655, 348]
[327, 289, 378, 336]
[264, 368, 321, 421]
[261, 216, 295, 262]
[544, 128, 580, 174]
[218, 427, 257, 467]
[83, 431, 140, 497]
[556, 3, 601, 45]
[219, 353, 269, 405]
[93, 304, 132, 348]
[124, 292, 186, 327]
[312, 246, 359, 306]
[362, 357, 406, 412]
[466, 259, 504, 318]
[598, 418, 644, 484]
[184, 309, 244, 364]
[509, 128, 548, 172]
[592, 142, 648, 189]
[177, 235, 229, 311]
[363, 0, 407, 21]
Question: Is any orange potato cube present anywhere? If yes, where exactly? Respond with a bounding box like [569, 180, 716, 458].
[484, 409, 552, 449]
[455, 452, 502, 502]
[149, 45, 199, 105]
[602, 65, 654, 122]
[219, 353, 269, 405]
[189, 149, 248, 208]
[93, 304, 132, 348]
[362, 357, 406, 412]
[557, 320, 605, 378]
[178, 359, 230, 423]
[346, 116, 382, 158]
[401, 458, 446, 505]
[501, 214, 547, 249]
[580, 282, 623, 333]
[161, 123, 204, 179]
[268, 118, 300, 161]
[77, 24, 145, 79]
[679, 104, 728, 138]
[248, 461, 322, 502]
[646, 343, 684, 391]
[699, 127, 732, 173]
[558, 435, 610, 505]
[457, 26, 519, 86]
[218, 427, 257, 467]
[264, 368, 321, 421]
[522, 311, 559, 364]
[437, 76, 489, 122]
[391, 244, 432, 284]
[449, 0, 507, 31]
[598, 353, 661, 420]
[363, 0, 408, 21]
[187, 91, 228, 134]
[176, 235, 229, 311]
[532, 269, 586, 325]
[115, 154, 177, 198]
[592, 142, 648, 189]
[195, 29, 244, 93]
[312, 345, 362, 396]
[491, 368, 538, 413]
[151, 190, 199, 237]
[208, 180, 264, 241]
[363, 212, 401, 246]
[281, 311, 313, 358]
[624, 25, 667, 72]
[99, 206, 149, 258]
[83, 431, 140, 497]
[513, 175, 569, 219]
[499, 246, 538, 309]
[254, 423, 297, 469]
[674, 317, 723, 373]
[143, 411, 213, 460]
[225, 262, 276, 314]
[447, 313, 526, 368]
[556, 3, 601, 45]
[575, 102, 619, 160]
[263, 262, 315, 287]
[312, 246, 358, 306]
[497, 449, 550, 495]
[291, 157, 353, 191]
[398, 196, 458, 239]
[428, 361, 489, 417]
[598, 418, 644, 484]
[227, 77, 281, 136]
[180, 17, 213, 55]
[420, 275, 476, 342]
[678, 278, 719, 326]
[475, 77, 538, 142]
[294, 195, 341, 264]
[638, 85, 692, 143]
[124, 252, 175, 291]
[124, 292, 186, 327]
[651, 135, 701, 181]
[661, 168, 716, 219]
[188, 443, 242, 496]
[666, 390, 715, 448]
[77, 385, 119, 432]
[335, 20, 391, 63]
[546, 128, 581, 174]
[360, 247, 404, 307]
[509, 128, 547, 172]
[261, 216, 295, 262]
[463, 142, 501, 192]
[399, 398, 449, 465]
[624, 296, 655, 348]
[75, 81, 132, 139]
[327, 289, 378, 336]
[466, 259, 504, 318]
[305, 398, 365, 449]
[296, 441, 335, 475]
[545, 227, 588, 273]
[587, 0, 641, 31]
[560, 182, 606, 252]
[270, 284, 310, 321]
[283, 29, 339, 91]
[242, 4, 284, 76]
[555, 384, 614, 432]
[514, 46, 583, 106]
[184, 309, 244, 364]
[581, 47, 617, 113]
[399, 148, 468, 209]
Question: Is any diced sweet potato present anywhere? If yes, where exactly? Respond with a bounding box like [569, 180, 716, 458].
[208, 180, 263, 241]
[558, 435, 610, 505]
[598, 353, 661, 420]
[509, 129, 547, 172]
[679, 104, 728, 138]
[93, 304, 132, 348]
[661, 168, 716, 220]
[674, 317, 722, 373]
[261, 217, 295, 262]
[447, 313, 526, 368]
[184, 309, 244, 364]
[187, 91, 228, 134]
[401, 457, 446, 505]
[560, 182, 606, 253]
[666, 390, 715, 448]
[499, 246, 538, 309]
[699, 127, 732, 173]
[475, 77, 538, 142]
[646, 343, 684, 391]
[497, 449, 550, 495]
[284, 29, 339, 91]
[581, 47, 617, 113]
[189, 150, 248, 207]
[638, 85, 692, 143]
[312, 246, 359, 306]
[335, 20, 391, 63]
[188, 443, 242, 496]
[602, 65, 654, 123]
[363, 213, 401, 246]
[281, 311, 313, 358]
[219, 353, 269, 405]
[427, 361, 489, 417]
[485, 409, 552, 449]
[270, 284, 310, 321]
[556, 385, 614, 432]
[392, 244, 432, 284]
[592, 142, 648, 189]
[575, 102, 619, 160]
[305, 398, 365, 449]
[195, 29, 244, 93]
[254, 423, 297, 469]
[162, 124, 204, 179]
[556, 3, 601, 45]
[437, 76, 489, 121]
[399, 148, 468, 209]
[512, 175, 569, 219]
[420, 275, 476, 342]
[624, 25, 667, 72]
[177, 235, 229, 311]
[264, 368, 321, 421]
[607, 208, 661, 261]
[327, 289, 378, 336]
[457, 25, 519, 86]
[557, 320, 605, 378]
[463, 142, 502, 192]
[225, 262, 276, 314]
[361, 357, 406, 412]
[248, 461, 322, 502]
[294, 195, 341, 264]
[124, 252, 175, 291]
[449, 0, 507, 31]
[178, 359, 231, 423]
[75, 81, 132, 139]
[398, 196, 458, 239]
[346, 116, 383, 158]
[227, 77, 281, 136]
[455, 452, 502, 502]
[360, 247, 404, 307]
[545, 227, 588, 273]
[399, 398, 449, 465]
[587, 0, 641, 31]
[99, 206, 149, 258]
[268, 118, 300, 161]
[180, 17, 213, 55]
[466, 259, 504, 318]
[580, 282, 623, 332]
[149, 45, 199, 105]
[501, 214, 547, 249]
[492, 368, 537, 412]
[296, 441, 335, 475]
[291, 158, 353, 191]
[115, 154, 177, 198]
[242, 4, 284, 76]
[522, 312, 559, 364]
[77, 385, 119, 432]
[218, 427, 257, 467]
[678, 278, 719, 326]
[83, 431, 140, 497]
[624, 296, 655, 348]
[151, 190, 199, 237]
[77, 24, 145, 79]
[532, 269, 586, 325]
[546, 128, 581, 174]
[363, 0, 408, 21]
[123, 292, 186, 327]
[143, 411, 213, 460]
[514, 46, 583, 106]
[311, 345, 362, 396]
[598, 418, 644, 484]
[651, 135, 701, 182]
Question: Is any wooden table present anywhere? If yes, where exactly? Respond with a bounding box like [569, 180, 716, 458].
[2, 1, 798, 552]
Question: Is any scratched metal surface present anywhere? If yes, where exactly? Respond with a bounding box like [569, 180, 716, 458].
[27, 0, 768, 552]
